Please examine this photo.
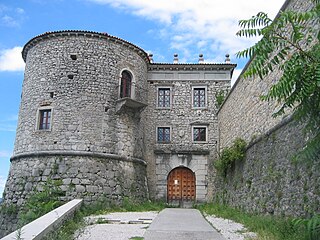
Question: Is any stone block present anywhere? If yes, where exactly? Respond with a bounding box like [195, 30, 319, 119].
[75, 185, 85, 193]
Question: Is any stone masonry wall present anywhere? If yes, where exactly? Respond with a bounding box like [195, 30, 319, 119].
[216, 0, 319, 217]
[214, 119, 320, 217]
[218, 0, 316, 149]
[0, 154, 147, 237]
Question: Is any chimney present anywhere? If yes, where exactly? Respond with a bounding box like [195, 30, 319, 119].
[225, 54, 230, 63]
[173, 53, 179, 63]
[148, 53, 154, 63]
[198, 54, 204, 63]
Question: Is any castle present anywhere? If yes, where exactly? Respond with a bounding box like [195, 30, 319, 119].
[1, 0, 319, 236]
[3, 30, 235, 207]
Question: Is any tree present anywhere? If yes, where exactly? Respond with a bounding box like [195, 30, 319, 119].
[236, 0, 320, 161]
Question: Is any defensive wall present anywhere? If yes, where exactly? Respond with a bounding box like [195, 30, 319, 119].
[215, 0, 320, 217]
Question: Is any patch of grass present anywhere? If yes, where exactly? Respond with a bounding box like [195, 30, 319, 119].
[96, 217, 109, 224]
[130, 237, 144, 240]
[197, 203, 309, 240]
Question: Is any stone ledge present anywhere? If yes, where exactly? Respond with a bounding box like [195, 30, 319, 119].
[246, 114, 294, 150]
[10, 150, 147, 166]
[154, 149, 210, 155]
[115, 97, 148, 114]
[1, 199, 83, 240]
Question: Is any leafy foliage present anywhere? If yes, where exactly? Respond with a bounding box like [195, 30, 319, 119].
[214, 138, 246, 176]
[293, 215, 320, 240]
[215, 90, 226, 108]
[236, 1, 320, 161]
[19, 179, 65, 224]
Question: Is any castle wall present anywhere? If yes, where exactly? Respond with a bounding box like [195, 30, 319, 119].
[218, 0, 315, 150]
[214, 119, 320, 217]
[1, 154, 147, 236]
[216, 0, 320, 217]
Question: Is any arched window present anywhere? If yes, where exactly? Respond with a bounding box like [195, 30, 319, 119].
[120, 70, 132, 98]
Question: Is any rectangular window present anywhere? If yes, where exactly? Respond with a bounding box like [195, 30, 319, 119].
[39, 109, 51, 130]
[158, 88, 171, 108]
[193, 87, 206, 108]
[193, 127, 207, 142]
[157, 127, 171, 143]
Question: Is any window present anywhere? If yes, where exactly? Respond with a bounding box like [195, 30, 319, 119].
[120, 70, 132, 98]
[157, 127, 171, 143]
[39, 109, 51, 130]
[193, 126, 207, 142]
[192, 87, 206, 108]
[158, 88, 171, 108]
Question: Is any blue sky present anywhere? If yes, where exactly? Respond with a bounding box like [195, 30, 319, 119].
[0, 0, 285, 196]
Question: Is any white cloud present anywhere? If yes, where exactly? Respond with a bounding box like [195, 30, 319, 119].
[0, 46, 25, 71]
[2, 15, 18, 27]
[0, 150, 12, 158]
[16, 8, 25, 14]
[0, 5, 26, 27]
[88, 0, 285, 62]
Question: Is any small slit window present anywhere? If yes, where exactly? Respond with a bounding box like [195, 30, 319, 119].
[120, 71, 132, 98]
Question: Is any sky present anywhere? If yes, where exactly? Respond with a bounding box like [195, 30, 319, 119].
[0, 0, 286, 197]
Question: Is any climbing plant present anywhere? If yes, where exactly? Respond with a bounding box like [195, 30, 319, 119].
[214, 138, 246, 177]
[236, 0, 320, 161]
[215, 90, 226, 108]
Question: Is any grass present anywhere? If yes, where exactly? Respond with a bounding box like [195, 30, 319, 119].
[197, 203, 310, 240]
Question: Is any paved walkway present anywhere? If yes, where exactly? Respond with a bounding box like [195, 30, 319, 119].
[144, 208, 225, 240]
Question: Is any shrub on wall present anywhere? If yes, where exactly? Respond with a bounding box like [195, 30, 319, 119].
[214, 138, 246, 177]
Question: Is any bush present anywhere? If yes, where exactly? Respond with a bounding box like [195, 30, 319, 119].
[214, 138, 246, 176]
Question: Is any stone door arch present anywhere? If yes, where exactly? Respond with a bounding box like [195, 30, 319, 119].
[167, 167, 196, 203]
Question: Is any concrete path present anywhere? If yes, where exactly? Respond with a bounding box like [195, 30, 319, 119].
[144, 208, 225, 240]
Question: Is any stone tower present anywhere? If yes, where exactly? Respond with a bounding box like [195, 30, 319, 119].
[4, 31, 149, 205]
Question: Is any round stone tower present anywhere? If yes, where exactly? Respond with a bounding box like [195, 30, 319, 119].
[3, 30, 149, 205]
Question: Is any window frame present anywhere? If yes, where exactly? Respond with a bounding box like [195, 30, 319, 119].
[192, 125, 208, 143]
[157, 86, 172, 109]
[192, 86, 207, 109]
[119, 69, 135, 99]
[36, 107, 53, 131]
[157, 126, 171, 143]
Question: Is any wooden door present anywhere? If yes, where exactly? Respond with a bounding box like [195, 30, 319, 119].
[167, 167, 196, 202]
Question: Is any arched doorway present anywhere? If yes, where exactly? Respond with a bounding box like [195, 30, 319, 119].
[167, 167, 196, 203]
